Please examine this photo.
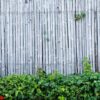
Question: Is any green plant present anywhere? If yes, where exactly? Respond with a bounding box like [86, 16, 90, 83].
[0, 72, 100, 100]
[75, 11, 86, 21]
[83, 57, 92, 73]
[36, 68, 46, 78]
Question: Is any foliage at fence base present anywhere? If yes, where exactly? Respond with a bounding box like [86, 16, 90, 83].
[0, 72, 100, 100]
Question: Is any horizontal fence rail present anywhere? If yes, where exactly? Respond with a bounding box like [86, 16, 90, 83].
[0, 0, 100, 76]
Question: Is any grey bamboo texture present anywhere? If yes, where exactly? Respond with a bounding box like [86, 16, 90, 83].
[0, 0, 100, 76]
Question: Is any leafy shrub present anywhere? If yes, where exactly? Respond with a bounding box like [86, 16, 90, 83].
[0, 72, 100, 100]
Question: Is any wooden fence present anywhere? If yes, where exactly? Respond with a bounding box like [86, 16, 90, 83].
[0, 0, 100, 76]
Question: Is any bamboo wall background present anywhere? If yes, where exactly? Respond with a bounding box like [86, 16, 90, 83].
[0, 0, 100, 76]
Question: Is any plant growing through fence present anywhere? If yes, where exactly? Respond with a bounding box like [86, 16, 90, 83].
[75, 11, 86, 21]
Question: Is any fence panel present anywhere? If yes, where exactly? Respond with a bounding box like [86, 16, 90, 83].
[0, 0, 100, 76]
